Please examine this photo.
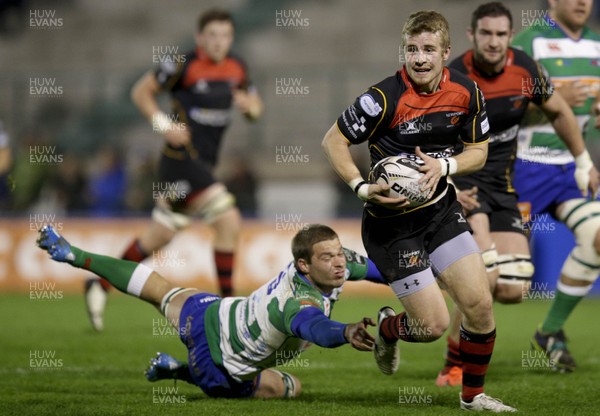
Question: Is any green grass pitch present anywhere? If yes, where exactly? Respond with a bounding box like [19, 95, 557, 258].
[1, 293, 600, 415]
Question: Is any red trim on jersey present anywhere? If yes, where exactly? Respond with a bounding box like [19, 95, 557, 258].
[461, 49, 533, 100]
[390, 67, 472, 128]
[182, 48, 247, 89]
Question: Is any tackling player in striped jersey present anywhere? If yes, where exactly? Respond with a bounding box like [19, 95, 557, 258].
[37, 224, 384, 399]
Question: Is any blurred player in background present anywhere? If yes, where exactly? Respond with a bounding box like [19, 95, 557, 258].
[512, 0, 600, 372]
[39, 224, 382, 399]
[323, 10, 516, 412]
[85, 9, 263, 331]
[436, 2, 598, 385]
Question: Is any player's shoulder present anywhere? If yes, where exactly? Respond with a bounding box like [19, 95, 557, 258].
[368, 72, 406, 99]
[224, 52, 249, 71]
[288, 274, 325, 310]
[582, 25, 600, 41]
[447, 51, 469, 73]
[446, 67, 479, 96]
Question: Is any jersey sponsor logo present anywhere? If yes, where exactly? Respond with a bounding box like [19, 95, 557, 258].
[359, 94, 382, 117]
[489, 124, 519, 144]
[341, 105, 365, 139]
[189, 107, 231, 127]
[481, 117, 490, 134]
[396, 149, 452, 164]
[193, 80, 210, 94]
[352, 117, 367, 133]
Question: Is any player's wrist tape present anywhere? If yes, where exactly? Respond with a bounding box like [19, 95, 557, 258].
[348, 177, 369, 200]
[438, 157, 458, 177]
[575, 150, 593, 170]
[152, 111, 174, 133]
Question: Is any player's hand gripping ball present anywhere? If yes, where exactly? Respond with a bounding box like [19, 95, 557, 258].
[368, 156, 431, 208]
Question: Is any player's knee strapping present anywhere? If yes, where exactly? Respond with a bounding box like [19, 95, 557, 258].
[271, 370, 297, 399]
[152, 205, 191, 231]
[481, 245, 498, 272]
[496, 254, 534, 285]
[198, 189, 236, 223]
[558, 199, 600, 283]
[160, 287, 193, 316]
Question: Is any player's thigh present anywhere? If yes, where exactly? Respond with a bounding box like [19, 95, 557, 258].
[254, 369, 301, 399]
[492, 232, 530, 256]
[140, 213, 178, 251]
[438, 252, 492, 317]
[164, 289, 202, 327]
[398, 282, 449, 338]
[468, 212, 493, 250]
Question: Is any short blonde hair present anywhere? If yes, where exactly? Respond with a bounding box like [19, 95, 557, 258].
[402, 10, 451, 50]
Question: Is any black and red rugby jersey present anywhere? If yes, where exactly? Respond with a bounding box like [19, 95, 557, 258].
[449, 47, 552, 192]
[155, 48, 253, 167]
[337, 66, 489, 204]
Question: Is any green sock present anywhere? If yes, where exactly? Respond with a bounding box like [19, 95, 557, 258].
[71, 246, 141, 294]
[540, 289, 584, 334]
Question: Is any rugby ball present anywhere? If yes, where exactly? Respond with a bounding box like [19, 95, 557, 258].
[368, 156, 430, 207]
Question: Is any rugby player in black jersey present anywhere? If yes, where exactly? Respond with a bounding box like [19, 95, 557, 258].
[84, 9, 263, 331]
[323, 9, 515, 412]
[437, 2, 598, 383]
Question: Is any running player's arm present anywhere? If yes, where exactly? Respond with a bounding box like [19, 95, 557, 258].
[233, 86, 263, 120]
[131, 68, 190, 147]
[322, 87, 409, 209]
[539, 92, 599, 197]
[593, 90, 600, 129]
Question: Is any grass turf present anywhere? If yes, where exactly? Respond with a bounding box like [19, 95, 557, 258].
[1, 293, 599, 415]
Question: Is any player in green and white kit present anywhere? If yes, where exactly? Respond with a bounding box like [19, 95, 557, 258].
[512, 0, 600, 372]
[36, 224, 383, 398]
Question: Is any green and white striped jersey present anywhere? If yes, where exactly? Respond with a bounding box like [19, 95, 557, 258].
[203, 248, 371, 381]
[512, 21, 600, 164]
